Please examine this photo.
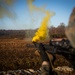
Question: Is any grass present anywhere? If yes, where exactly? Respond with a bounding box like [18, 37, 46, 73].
[0, 39, 71, 71]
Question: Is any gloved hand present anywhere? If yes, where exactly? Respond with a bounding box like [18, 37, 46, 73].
[38, 43, 50, 62]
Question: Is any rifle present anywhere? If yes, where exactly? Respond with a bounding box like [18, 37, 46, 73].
[32, 39, 75, 69]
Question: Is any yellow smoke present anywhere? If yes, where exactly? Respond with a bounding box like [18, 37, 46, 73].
[27, 0, 47, 14]
[27, 0, 54, 42]
[32, 11, 51, 42]
[27, 0, 34, 13]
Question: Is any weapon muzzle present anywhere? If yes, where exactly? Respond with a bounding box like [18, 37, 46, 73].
[32, 42, 40, 49]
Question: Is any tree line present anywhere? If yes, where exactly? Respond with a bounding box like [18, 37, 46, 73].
[49, 23, 66, 38]
[0, 23, 67, 39]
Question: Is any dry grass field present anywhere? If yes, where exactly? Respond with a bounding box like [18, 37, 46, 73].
[0, 39, 72, 71]
[0, 39, 42, 71]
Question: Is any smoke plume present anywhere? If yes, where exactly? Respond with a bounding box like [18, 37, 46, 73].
[27, 0, 54, 42]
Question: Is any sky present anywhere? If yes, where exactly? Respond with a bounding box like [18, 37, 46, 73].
[0, 0, 75, 30]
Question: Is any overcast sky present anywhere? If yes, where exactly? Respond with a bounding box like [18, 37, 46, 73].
[0, 0, 75, 30]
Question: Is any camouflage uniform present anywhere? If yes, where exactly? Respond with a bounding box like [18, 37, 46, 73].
[0, 64, 74, 75]
[0, 66, 52, 75]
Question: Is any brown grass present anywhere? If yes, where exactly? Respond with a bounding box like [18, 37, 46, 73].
[0, 39, 71, 71]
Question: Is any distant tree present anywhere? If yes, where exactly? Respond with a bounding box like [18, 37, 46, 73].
[57, 23, 65, 29]
[57, 23, 66, 37]
[49, 23, 66, 38]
